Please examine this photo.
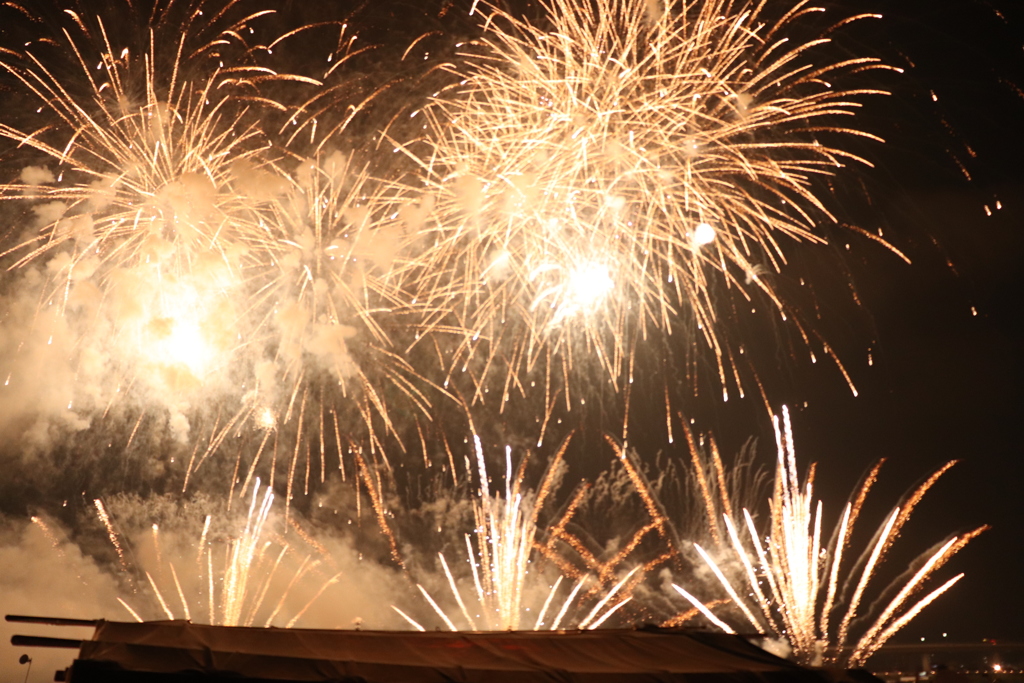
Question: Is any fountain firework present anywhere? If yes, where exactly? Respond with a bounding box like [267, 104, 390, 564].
[394, 432, 645, 631]
[94, 480, 342, 627]
[672, 407, 987, 667]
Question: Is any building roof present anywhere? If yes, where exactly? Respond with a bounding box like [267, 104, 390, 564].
[55, 620, 840, 683]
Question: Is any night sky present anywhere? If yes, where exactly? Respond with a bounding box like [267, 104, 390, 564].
[590, 0, 1024, 643]
[775, 0, 1024, 643]
[0, 0, 1022, 669]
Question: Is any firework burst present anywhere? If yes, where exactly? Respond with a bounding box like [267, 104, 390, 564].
[0, 5, 303, 431]
[0, 4, 450, 506]
[0, 7, 301, 274]
[399, 0, 903, 407]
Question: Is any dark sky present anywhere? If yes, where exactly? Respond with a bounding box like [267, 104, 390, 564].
[751, 0, 1024, 644]
[699, 0, 1024, 643]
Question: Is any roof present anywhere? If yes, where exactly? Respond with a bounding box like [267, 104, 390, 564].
[57, 620, 842, 683]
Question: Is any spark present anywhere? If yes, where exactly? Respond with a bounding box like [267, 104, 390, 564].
[93, 498, 127, 571]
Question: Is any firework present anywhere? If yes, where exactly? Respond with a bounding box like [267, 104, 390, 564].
[671, 407, 987, 667]
[394, 0, 904, 408]
[0, 5, 299, 446]
[394, 432, 644, 631]
[112, 480, 341, 627]
[0, 0, 987, 654]
[0, 4, 448, 509]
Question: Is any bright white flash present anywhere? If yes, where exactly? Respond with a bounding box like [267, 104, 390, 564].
[566, 261, 614, 311]
[531, 260, 615, 326]
[160, 319, 213, 375]
[693, 222, 716, 246]
[137, 286, 221, 383]
[256, 407, 277, 431]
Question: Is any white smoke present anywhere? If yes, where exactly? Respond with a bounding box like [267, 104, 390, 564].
[0, 517, 124, 683]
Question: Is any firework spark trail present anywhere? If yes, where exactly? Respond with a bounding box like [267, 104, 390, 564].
[93, 498, 127, 571]
[396, 0, 904, 408]
[683, 422, 725, 545]
[394, 432, 642, 631]
[29, 516, 66, 556]
[671, 407, 988, 667]
[671, 584, 736, 634]
[113, 479, 341, 627]
[602, 435, 680, 565]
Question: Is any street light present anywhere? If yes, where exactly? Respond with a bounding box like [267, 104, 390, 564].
[19, 654, 32, 683]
